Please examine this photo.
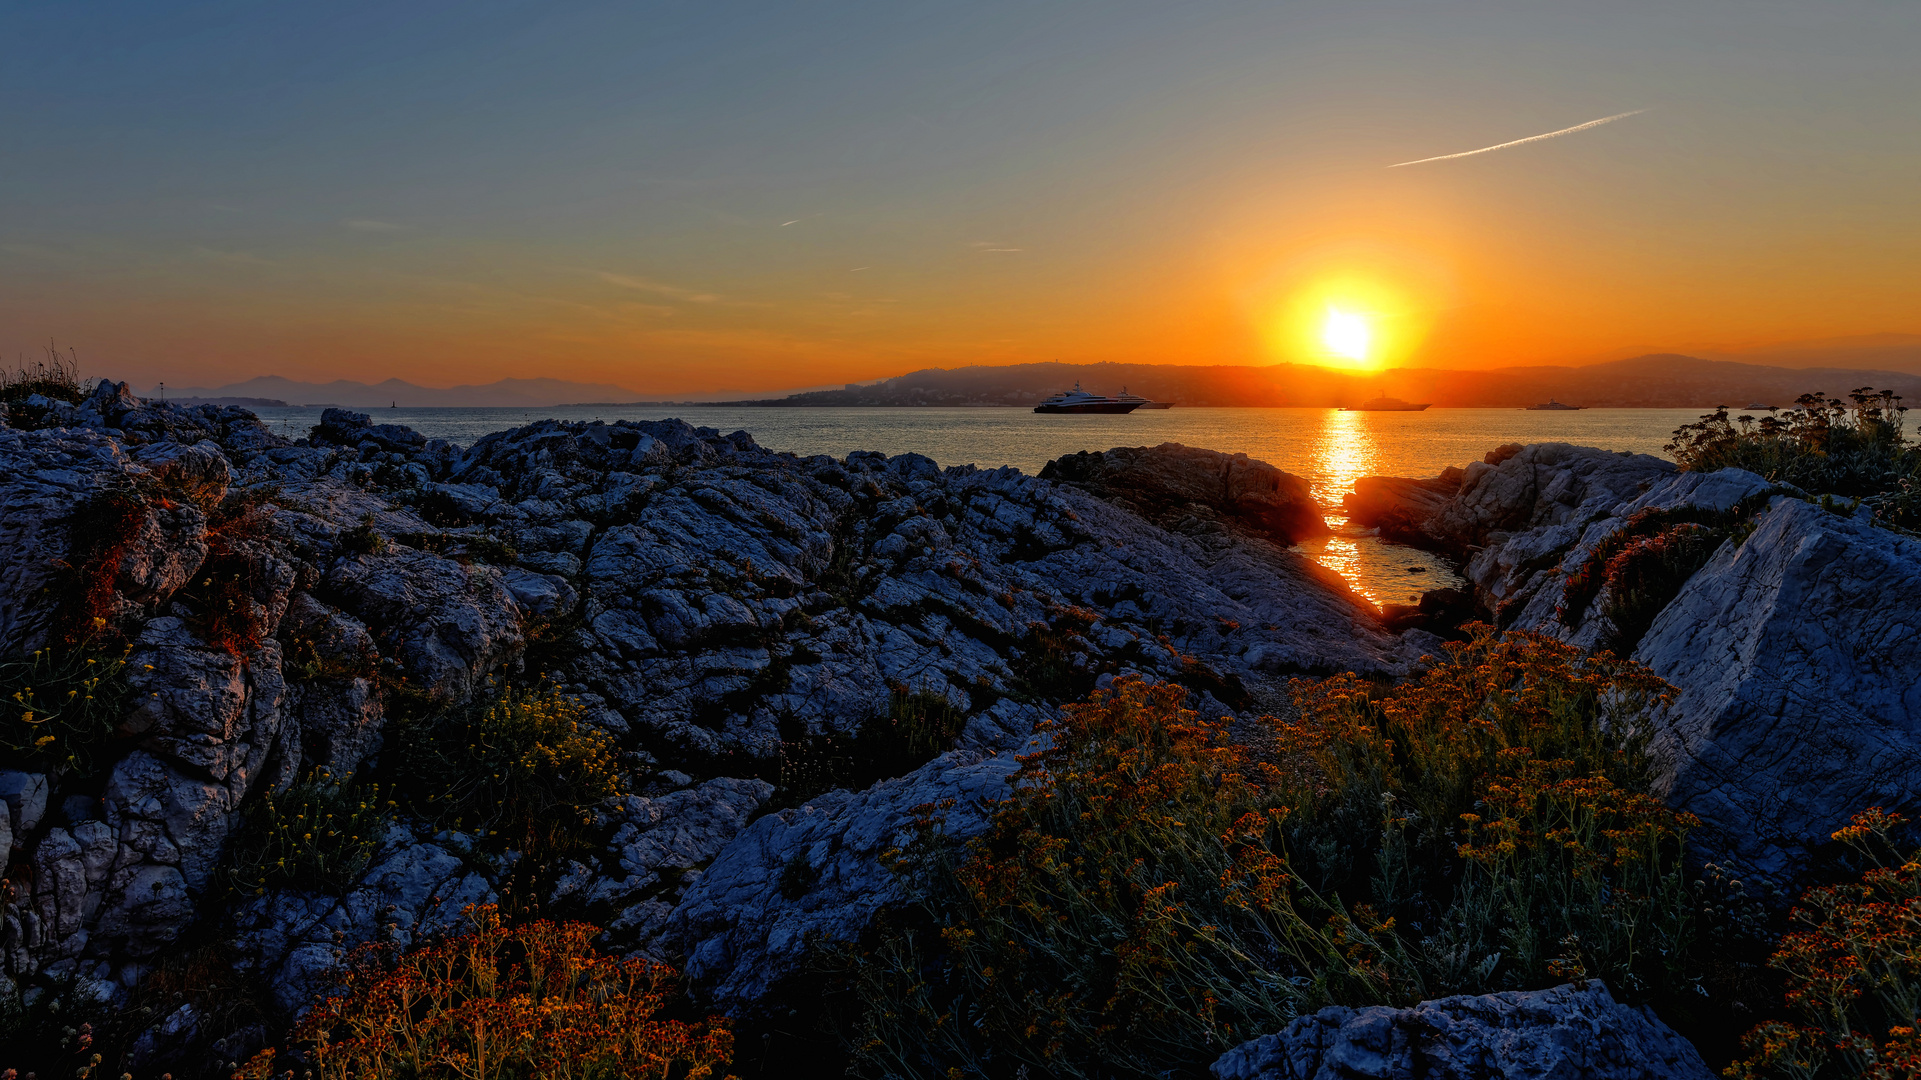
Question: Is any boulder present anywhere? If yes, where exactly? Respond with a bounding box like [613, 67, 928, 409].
[1211, 981, 1711, 1080]
[1343, 469, 1462, 548]
[1632, 497, 1921, 881]
[1040, 443, 1330, 543]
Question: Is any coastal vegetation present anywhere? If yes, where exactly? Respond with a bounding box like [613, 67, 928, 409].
[841, 630, 1725, 1079]
[237, 905, 733, 1080]
[387, 681, 627, 860]
[1730, 809, 1921, 1080]
[1668, 388, 1921, 529]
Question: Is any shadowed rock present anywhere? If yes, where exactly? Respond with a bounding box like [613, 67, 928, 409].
[1213, 981, 1712, 1080]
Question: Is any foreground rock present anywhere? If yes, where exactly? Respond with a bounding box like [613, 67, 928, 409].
[1361, 442, 1921, 884]
[1212, 982, 1713, 1080]
[0, 385, 1402, 1028]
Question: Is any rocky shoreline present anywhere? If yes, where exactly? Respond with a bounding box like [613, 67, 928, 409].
[3, 381, 1919, 1076]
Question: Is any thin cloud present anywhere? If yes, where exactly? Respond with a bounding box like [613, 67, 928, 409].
[598, 272, 719, 303]
[344, 218, 415, 233]
[1389, 109, 1649, 168]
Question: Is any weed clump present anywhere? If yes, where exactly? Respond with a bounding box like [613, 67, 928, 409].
[177, 495, 278, 656]
[774, 685, 967, 806]
[222, 773, 392, 897]
[1729, 808, 1921, 1080]
[0, 644, 132, 776]
[237, 904, 733, 1080]
[846, 628, 1700, 1079]
[391, 682, 625, 858]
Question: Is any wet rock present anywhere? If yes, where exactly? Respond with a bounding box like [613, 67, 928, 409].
[1212, 981, 1711, 1080]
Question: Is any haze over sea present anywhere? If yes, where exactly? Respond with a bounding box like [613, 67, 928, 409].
[250, 404, 1704, 607]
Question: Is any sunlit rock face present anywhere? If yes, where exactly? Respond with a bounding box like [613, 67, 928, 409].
[1361, 441, 1921, 886]
[0, 387, 1412, 1023]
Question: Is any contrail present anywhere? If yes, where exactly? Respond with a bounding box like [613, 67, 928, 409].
[1389, 109, 1648, 168]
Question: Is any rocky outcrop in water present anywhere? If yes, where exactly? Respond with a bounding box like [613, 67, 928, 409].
[1211, 981, 1713, 1080]
[0, 385, 1405, 1039]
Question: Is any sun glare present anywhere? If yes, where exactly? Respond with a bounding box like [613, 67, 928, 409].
[1322, 310, 1370, 362]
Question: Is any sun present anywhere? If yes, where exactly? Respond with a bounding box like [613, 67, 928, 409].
[1322, 309, 1371, 362]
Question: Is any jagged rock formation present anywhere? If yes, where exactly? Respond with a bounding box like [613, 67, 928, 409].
[1212, 981, 1713, 1080]
[0, 384, 1404, 1037]
[1352, 442, 1921, 883]
[1040, 443, 1330, 543]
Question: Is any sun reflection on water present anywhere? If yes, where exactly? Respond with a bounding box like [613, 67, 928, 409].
[1292, 409, 1460, 610]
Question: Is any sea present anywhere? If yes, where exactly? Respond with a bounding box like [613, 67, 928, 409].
[248, 405, 1708, 609]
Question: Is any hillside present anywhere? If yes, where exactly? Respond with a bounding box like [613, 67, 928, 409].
[691, 355, 1921, 409]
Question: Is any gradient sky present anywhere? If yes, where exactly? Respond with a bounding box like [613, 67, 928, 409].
[4, 1, 1918, 394]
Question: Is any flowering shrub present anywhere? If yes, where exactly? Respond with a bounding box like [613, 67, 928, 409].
[1667, 388, 1916, 501]
[846, 627, 1699, 1079]
[222, 773, 392, 897]
[1728, 809, 1921, 1080]
[391, 682, 625, 857]
[1283, 626, 1695, 998]
[236, 905, 733, 1080]
[0, 644, 132, 776]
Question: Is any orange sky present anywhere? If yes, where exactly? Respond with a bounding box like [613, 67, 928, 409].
[4, 4, 1918, 394]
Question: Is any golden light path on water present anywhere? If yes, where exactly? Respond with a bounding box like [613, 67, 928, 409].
[1296, 408, 1390, 607]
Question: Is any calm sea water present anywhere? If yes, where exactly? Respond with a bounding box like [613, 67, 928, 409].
[250, 405, 1705, 607]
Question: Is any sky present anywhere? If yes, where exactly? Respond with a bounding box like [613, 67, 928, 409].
[3, 1, 1918, 395]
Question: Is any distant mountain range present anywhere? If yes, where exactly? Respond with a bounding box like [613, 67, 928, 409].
[154, 350, 1921, 411]
[680, 354, 1921, 410]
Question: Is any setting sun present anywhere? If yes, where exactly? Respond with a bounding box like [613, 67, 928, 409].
[1323, 310, 1371, 362]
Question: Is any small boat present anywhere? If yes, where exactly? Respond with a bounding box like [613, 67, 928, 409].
[1525, 398, 1584, 411]
[1033, 383, 1143, 414]
[1116, 387, 1173, 410]
[1343, 396, 1430, 412]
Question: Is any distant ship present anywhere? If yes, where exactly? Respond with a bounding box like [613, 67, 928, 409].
[1525, 398, 1584, 411]
[1343, 396, 1431, 412]
[1033, 383, 1143, 414]
[1117, 387, 1173, 410]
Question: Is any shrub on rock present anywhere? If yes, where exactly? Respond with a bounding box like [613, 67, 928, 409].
[237, 904, 732, 1080]
[845, 630, 1703, 1079]
[1730, 808, 1921, 1080]
[390, 681, 625, 858]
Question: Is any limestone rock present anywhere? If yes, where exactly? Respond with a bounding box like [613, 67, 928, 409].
[668, 751, 1020, 1009]
[1040, 443, 1330, 543]
[1211, 981, 1711, 1080]
[1631, 497, 1921, 882]
[234, 823, 499, 1013]
[1343, 469, 1462, 548]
